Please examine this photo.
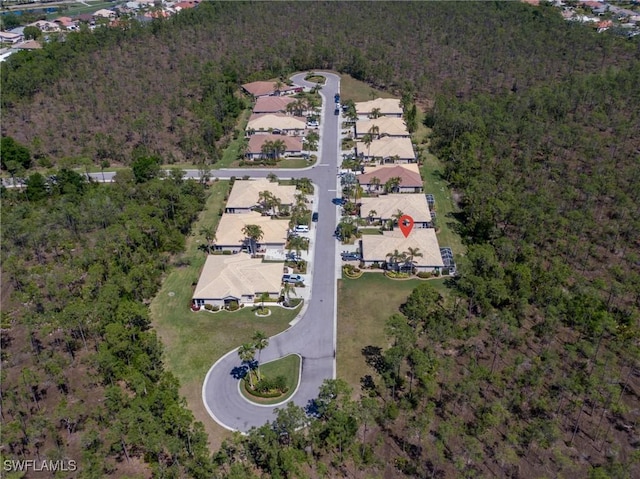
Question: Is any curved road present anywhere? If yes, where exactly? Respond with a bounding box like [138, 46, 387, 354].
[46, 71, 343, 432]
[201, 72, 343, 432]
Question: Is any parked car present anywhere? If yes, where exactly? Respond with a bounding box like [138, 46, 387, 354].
[282, 274, 304, 284]
[307, 120, 319, 128]
[293, 224, 309, 233]
[341, 252, 361, 261]
[332, 198, 346, 206]
[312, 212, 319, 222]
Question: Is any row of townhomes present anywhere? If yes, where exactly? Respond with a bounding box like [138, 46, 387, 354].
[342, 98, 455, 276]
[241, 80, 318, 161]
[192, 178, 304, 309]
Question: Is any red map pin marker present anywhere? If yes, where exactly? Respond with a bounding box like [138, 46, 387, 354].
[399, 215, 414, 238]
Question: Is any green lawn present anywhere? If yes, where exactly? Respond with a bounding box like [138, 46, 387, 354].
[412, 105, 465, 258]
[46, 1, 115, 19]
[150, 180, 298, 449]
[217, 109, 251, 168]
[339, 74, 398, 103]
[337, 274, 450, 392]
[240, 354, 301, 405]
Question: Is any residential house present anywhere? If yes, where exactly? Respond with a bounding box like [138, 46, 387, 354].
[360, 229, 444, 273]
[242, 80, 299, 98]
[93, 9, 117, 19]
[192, 253, 283, 308]
[13, 40, 42, 50]
[354, 98, 403, 119]
[175, 0, 200, 10]
[214, 211, 289, 252]
[53, 17, 78, 30]
[354, 117, 410, 139]
[225, 178, 297, 214]
[358, 164, 424, 194]
[253, 96, 296, 114]
[359, 194, 432, 228]
[26, 20, 60, 32]
[355, 136, 415, 163]
[246, 134, 304, 161]
[0, 32, 23, 44]
[247, 113, 307, 136]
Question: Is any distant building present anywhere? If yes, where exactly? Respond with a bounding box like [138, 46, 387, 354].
[360, 229, 444, 273]
[192, 253, 283, 308]
[253, 96, 296, 114]
[246, 135, 304, 161]
[355, 137, 416, 163]
[247, 113, 307, 136]
[354, 98, 403, 119]
[225, 178, 297, 213]
[354, 117, 410, 138]
[0, 31, 23, 44]
[358, 164, 424, 194]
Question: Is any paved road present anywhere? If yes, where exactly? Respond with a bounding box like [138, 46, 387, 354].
[2, 72, 345, 432]
[200, 72, 343, 432]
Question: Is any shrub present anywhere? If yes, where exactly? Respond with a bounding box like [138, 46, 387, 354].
[222, 250, 232, 255]
[227, 301, 239, 311]
[204, 304, 214, 311]
[416, 271, 432, 279]
[212, 305, 220, 311]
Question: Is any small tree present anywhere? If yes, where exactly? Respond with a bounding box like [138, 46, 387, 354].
[252, 331, 269, 380]
[238, 343, 256, 388]
[242, 224, 264, 255]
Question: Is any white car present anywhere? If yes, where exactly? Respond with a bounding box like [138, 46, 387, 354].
[293, 225, 309, 233]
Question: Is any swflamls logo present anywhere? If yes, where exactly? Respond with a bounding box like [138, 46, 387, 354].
[3, 459, 77, 472]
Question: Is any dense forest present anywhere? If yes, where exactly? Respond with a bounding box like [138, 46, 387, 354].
[1, 1, 640, 478]
[1, 1, 638, 163]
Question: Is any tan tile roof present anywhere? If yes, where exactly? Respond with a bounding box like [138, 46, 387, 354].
[247, 134, 303, 155]
[355, 117, 409, 137]
[216, 211, 289, 246]
[361, 229, 444, 267]
[248, 113, 307, 132]
[358, 164, 423, 188]
[13, 40, 42, 50]
[253, 96, 296, 113]
[355, 98, 403, 116]
[356, 137, 415, 160]
[193, 253, 283, 300]
[226, 178, 298, 209]
[360, 194, 431, 223]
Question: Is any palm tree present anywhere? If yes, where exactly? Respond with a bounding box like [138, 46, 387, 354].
[199, 225, 216, 253]
[266, 172, 278, 183]
[261, 140, 274, 160]
[367, 210, 377, 225]
[369, 107, 382, 119]
[294, 177, 313, 194]
[252, 330, 269, 380]
[238, 343, 257, 388]
[362, 133, 374, 161]
[385, 249, 406, 271]
[368, 125, 380, 139]
[272, 139, 286, 160]
[242, 224, 264, 255]
[281, 282, 297, 307]
[392, 209, 405, 228]
[384, 176, 402, 194]
[273, 79, 284, 96]
[258, 292, 270, 313]
[288, 234, 306, 256]
[369, 176, 381, 194]
[404, 247, 423, 273]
